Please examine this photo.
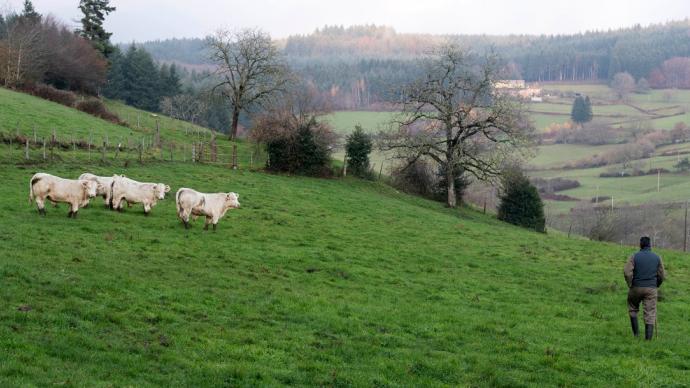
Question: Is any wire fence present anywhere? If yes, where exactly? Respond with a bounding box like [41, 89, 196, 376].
[0, 126, 262, 170]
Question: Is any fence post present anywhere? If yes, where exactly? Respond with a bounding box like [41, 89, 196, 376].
[155, 120, 161, 148]
[25, 137, 29, 160]
[183, 144, 186, 162]
[102, 141, 106, 163]
[170, 143, 174, 162]
[42, 138, 46, 160]
[33, 125, 37, 143]
[51, 128, 56, 145]
[249, 151, 253, 169]
[140, 138, 144, 163]
[137, 113, 140, 129]
[232, 144, 237, 170]
[378, 162, 384, 180]
[88, 140, 91, 161]
[342, 153, 348, 177]
[192, 144, 196, 163]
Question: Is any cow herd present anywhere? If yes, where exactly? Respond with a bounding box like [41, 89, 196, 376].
[28, 172, 240, 231]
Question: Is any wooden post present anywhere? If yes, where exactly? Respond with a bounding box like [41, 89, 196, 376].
[51, 128, 56, 145]
[683, 199, 688, 252]
[192, 144, 196, 163]
[155, 120, 160, 148]
[33, 125, 37, 143]
[183, 144, 186, 162]
[232, 144, 237, 169]
[657, 169, 661, 192]
[24, 137, 29, 160]
[115, 144, 120, 159]
[42, 138, 46, 160]
[88, 141, 91, 161]
[249, 151, 253, 169]
[105, 134, 109, 147]
[102, 141, 106, 163]
[140, 138, 144, 163]
[342, 153, 348, 177]
[137, 113, 140, 129]
[378, 162, 384, 180]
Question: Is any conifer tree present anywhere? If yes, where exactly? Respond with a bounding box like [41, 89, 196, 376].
[345, 125, 373, 178]
[78, 0, 116, 58]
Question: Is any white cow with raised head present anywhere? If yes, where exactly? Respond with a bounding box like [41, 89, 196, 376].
[111, 175, 170, 215]
[78, 173, 122, 208]
[29, 173, 101, 218]
[175, 188, 240, 231]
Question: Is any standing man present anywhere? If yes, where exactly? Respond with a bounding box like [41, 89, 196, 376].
[624, 236, 666, 340]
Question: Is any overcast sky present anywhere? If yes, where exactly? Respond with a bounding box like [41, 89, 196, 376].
[4, 0, 689, 42]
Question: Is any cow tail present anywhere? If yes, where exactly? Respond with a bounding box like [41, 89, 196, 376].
[109, 180, 115, 208]
[29, 175, 40, 204]
[175, 189, 182, 217]
[29, 177, 34, 204]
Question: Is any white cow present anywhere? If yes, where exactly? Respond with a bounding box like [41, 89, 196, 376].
[29, 173, 101, 217]
[78, 173, 121, 208]
[176, 188, 240, 231]
[111, 175, 170, 215]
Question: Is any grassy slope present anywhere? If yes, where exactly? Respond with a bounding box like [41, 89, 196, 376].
[0, 87, 259, 168]
[2, 161, 690, 386]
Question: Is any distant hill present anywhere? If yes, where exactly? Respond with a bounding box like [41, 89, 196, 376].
[134, 21, 690, 109]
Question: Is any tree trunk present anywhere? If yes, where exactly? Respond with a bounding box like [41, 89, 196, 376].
[229, 106, 240, 140]
[446, 162, 456, 208]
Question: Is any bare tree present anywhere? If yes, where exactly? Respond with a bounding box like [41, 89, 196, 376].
[160, 93, 209, 124]
[0, 10, 46, 87]
[380, 44, 534, 208]
[611, 72, 636, 101]
[206, 28, 290, 140]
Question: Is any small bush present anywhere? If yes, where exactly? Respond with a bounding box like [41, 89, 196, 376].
[32, 84, 77, 107]
[391, 160, 469, 204]
[498, 169, 546, 233]
[75, 99, 121, 124]
[265, 117, 333, 176]
[391, 160, 436, 198]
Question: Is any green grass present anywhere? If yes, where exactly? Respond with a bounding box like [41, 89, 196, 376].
[2, 160, 690, 386]
[0, 88, 132, 140]
[529, 144, 621, 168]
[326, 111, 397, 134]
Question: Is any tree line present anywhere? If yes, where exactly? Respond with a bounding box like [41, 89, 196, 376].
[138, 21, 690, 109]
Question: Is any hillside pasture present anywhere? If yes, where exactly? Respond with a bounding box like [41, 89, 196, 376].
[2, 161, 690, 386]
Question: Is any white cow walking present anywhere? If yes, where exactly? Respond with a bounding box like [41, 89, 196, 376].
[111, 175, 170, 215]
[176, 188, 240, 230]
[29, 173, 101, 217]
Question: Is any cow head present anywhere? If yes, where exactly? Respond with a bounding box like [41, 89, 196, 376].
[81, 180, 99, 198]
[154, 183, 171, 200]
[225, 192, 240, 209]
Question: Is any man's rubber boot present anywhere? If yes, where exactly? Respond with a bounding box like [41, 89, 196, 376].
[645, 324, 654, 340]
[630, 317, 639, 337]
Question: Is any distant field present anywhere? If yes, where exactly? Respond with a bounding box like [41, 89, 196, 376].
[528, 144, 621, 169]
[325, 111, 396, 134]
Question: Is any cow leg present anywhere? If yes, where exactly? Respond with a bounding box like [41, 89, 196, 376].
[36, 198, 46, 216]
[143, 203, 151, 216]
[184, 220, 190, 229]
[203, 217, 211, 231]
[213, 223, 217, 232]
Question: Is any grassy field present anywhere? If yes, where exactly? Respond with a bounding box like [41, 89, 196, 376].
[325, 111, 397, 134]
[2, 160, 690, 386]
[528, 144, 621, 169]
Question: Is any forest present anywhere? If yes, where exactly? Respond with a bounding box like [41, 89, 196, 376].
[136, 22, 690, 108]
